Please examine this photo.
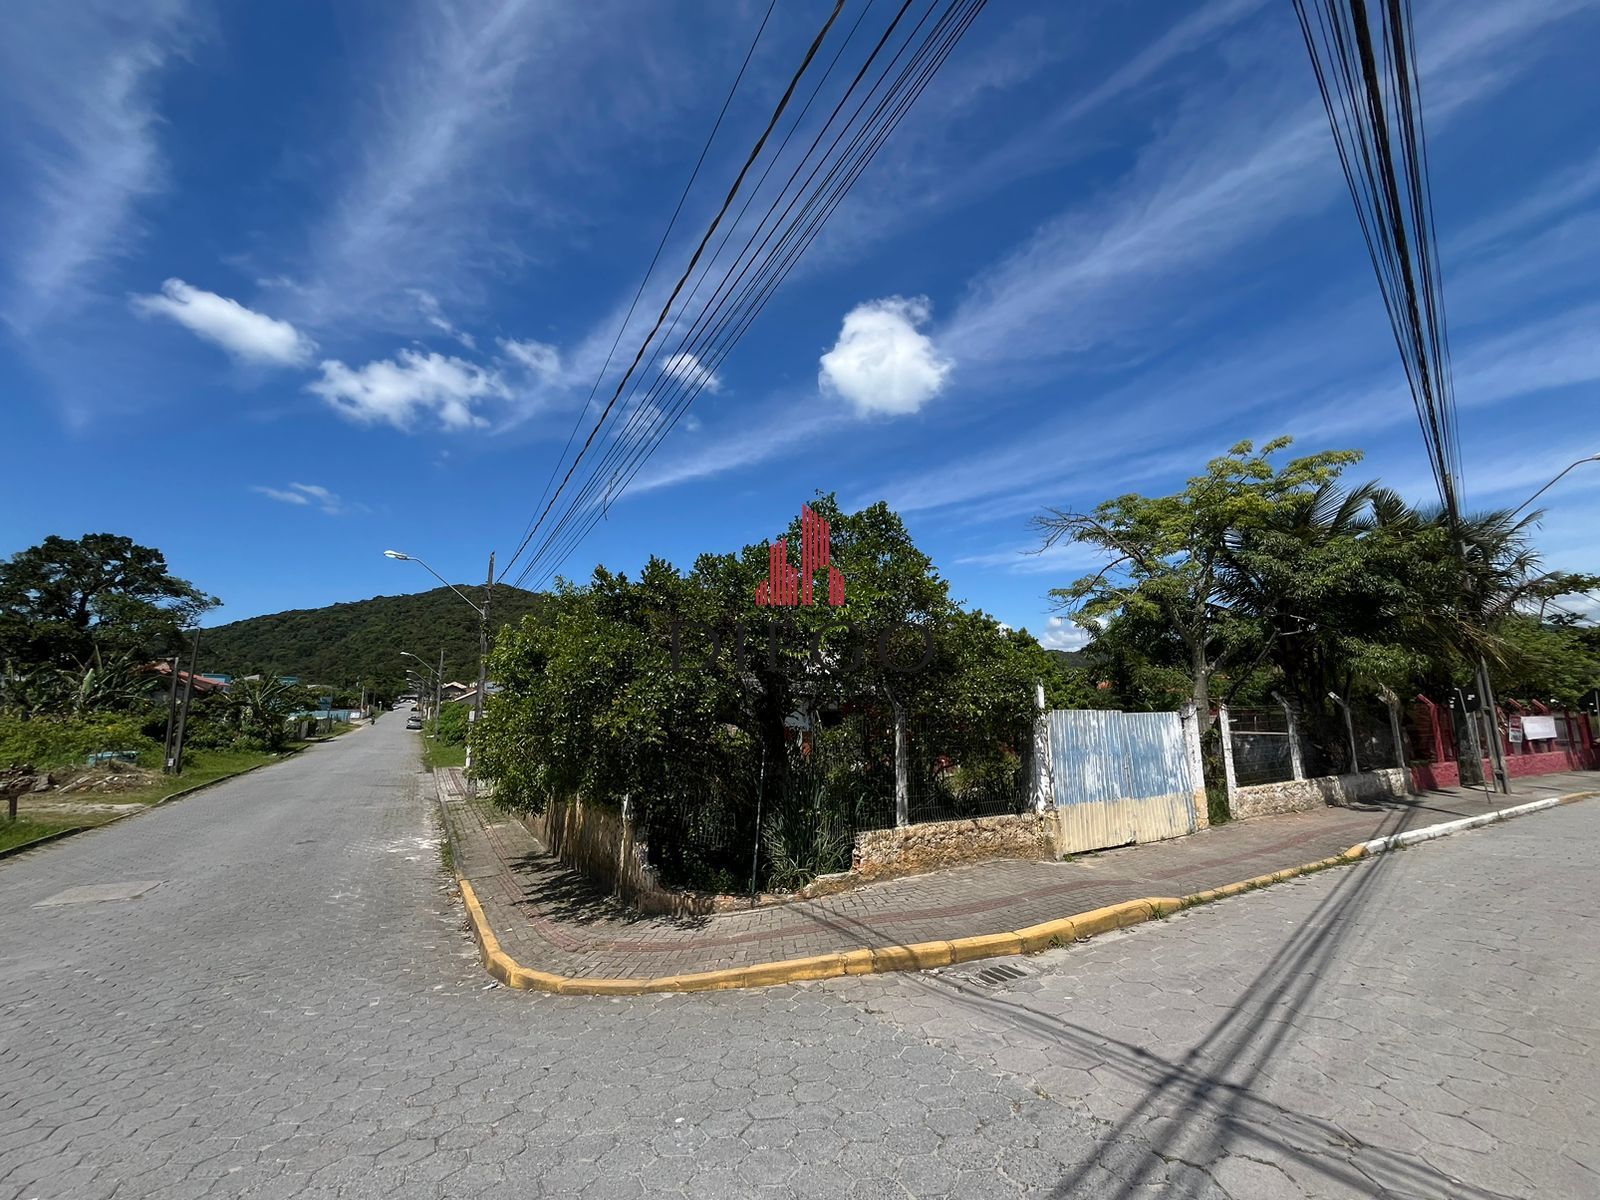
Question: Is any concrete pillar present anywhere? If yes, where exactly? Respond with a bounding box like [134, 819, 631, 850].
[1379, 689, 1414, 794]
[893, 702, 909, 828]
[1275, 693, 1305, 781]
[1180, 701, 1209, 827]
[1031, 683, 1054, 813]
[1217, 703, 1238, 810]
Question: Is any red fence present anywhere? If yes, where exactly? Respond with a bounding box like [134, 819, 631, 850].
[1406, 697, 1596, 790]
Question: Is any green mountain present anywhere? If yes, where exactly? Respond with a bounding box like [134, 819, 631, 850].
[198, 586, 546, 695]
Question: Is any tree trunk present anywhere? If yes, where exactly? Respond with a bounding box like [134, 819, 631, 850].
[1190, 645, 1214, 734]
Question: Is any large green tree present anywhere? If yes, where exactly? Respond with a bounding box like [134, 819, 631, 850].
[0, 534, 216, 671]
[476, 497, 1074, 885]
[1033, 439, 1362, 729]
[1043, 440, 1599, 747]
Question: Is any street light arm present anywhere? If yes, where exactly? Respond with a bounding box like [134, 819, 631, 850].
[1510, 454, 1600, 518]
[385, 552, 486, 618]
[400, 652, 440, 678]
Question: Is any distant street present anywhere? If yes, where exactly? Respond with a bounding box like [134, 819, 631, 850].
[1, 719, 1595, 1199]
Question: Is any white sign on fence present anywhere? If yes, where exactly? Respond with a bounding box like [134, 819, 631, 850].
[1521, 714, 1558, 741]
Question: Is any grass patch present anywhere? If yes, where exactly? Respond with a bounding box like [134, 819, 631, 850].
[423, 738, 467, 772]
[116, 746, 296, 807]
[418, 715, 467, 772]
[0, 818, 81, 854]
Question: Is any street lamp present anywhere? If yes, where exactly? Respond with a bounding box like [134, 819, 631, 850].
[401, 650, 444, 720]
[1509, 453, 1600, 518]
[384, 551, 487, 619]
[386, 549, 496, 794]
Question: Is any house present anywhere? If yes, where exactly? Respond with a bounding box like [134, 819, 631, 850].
[144, 661, 228, 695]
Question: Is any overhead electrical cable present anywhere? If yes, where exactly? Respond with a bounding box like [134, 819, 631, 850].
[506, 0, 781, 571]
[1292, 0, 1462, 522]
[499, 0, 849, 584]
[522, 0, 985, 592]
[508, 0, 985, 590]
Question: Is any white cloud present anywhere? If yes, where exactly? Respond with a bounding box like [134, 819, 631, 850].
[661, 351, 722, 394]
[309, 349, 508, 431]
[819, 296, 952, 417]
[253, 482, 344, 515]
[1040, 616, 1092, 652]
[499, 337, 563, 383]
[0, 2, 196, 327]
[409, 288, 476, 349]
[132, 278, 316, 365]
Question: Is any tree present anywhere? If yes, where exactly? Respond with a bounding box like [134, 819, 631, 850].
[1033, 439, 1362, 729]
[222, 675, 311, 750]
[476, 496, 1069, 889]
[0, 534, 217, 671]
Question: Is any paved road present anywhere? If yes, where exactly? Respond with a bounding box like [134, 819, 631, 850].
[0, 720, 1594, 1199]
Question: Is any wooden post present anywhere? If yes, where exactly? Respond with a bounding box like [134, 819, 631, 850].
[161, 655, 182, 774]
[171, 627, 201, 774]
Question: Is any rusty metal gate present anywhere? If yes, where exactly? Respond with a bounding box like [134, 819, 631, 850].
[1048, 709, 1200, 852]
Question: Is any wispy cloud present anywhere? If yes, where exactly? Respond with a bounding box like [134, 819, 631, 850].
[253, 481, 345, 515]
[629, 395, 851, 496]
[661, 351, 722, 396]
[281, 0, 705, 337]
[1452, 149, 1600, 254]
[0, 1, 197, 327]
[132, 279, 316, 365]
[408, 288, 476, 350]
[938, 0, 1592, 371]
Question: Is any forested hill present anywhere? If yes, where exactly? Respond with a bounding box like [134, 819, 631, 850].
[199, 585, 546, 692]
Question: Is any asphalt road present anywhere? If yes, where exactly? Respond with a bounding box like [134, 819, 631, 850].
[1, 718, 1594, 1199]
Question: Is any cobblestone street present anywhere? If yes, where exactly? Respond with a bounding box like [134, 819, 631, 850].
[2, 720, 1595, 1199]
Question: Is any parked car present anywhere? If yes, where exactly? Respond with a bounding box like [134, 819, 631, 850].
[405, 716, 423, 730]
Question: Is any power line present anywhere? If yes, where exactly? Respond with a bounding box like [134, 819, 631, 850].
[500, 0, 849, 584]
[510, 0, 985, 590]
[507, 0, 781, 571]
[1293, 0, 1463, 522]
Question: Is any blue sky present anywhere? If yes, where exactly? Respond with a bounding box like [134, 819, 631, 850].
[3, 0, 1598, 646]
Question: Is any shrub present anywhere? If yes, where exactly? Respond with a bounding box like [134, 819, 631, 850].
[434, 703, 469, 746]
[0, 711, 161, 770]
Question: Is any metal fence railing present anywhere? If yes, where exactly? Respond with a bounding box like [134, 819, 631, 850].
[1225, 707, 1296, 786]
[637, 708, 1030, 895]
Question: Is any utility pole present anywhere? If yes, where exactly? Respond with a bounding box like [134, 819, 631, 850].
[171, 628, 201, 774]
[1473, 659, 1511, 795]
[162, 653, 182, 774]
[466, 551, 494, 795]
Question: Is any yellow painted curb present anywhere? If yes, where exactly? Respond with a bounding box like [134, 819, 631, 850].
[452, 787, 1597, 995]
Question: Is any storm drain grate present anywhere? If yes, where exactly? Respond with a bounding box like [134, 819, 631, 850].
[969, 961, 1029, 988]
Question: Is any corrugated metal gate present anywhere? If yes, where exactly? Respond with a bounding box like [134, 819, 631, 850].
[1048, 709, 1199, 852]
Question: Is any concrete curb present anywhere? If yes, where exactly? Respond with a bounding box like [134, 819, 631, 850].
[1354, 789, 1598, 856]
[452, 787, 1597, 996]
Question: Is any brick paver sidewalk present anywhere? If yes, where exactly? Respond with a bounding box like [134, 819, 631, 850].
[437, 768, 1597, 981]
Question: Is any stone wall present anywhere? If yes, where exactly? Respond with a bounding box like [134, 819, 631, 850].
[850, 812, 1055, 881]
[1230, 768, 1410, 820]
